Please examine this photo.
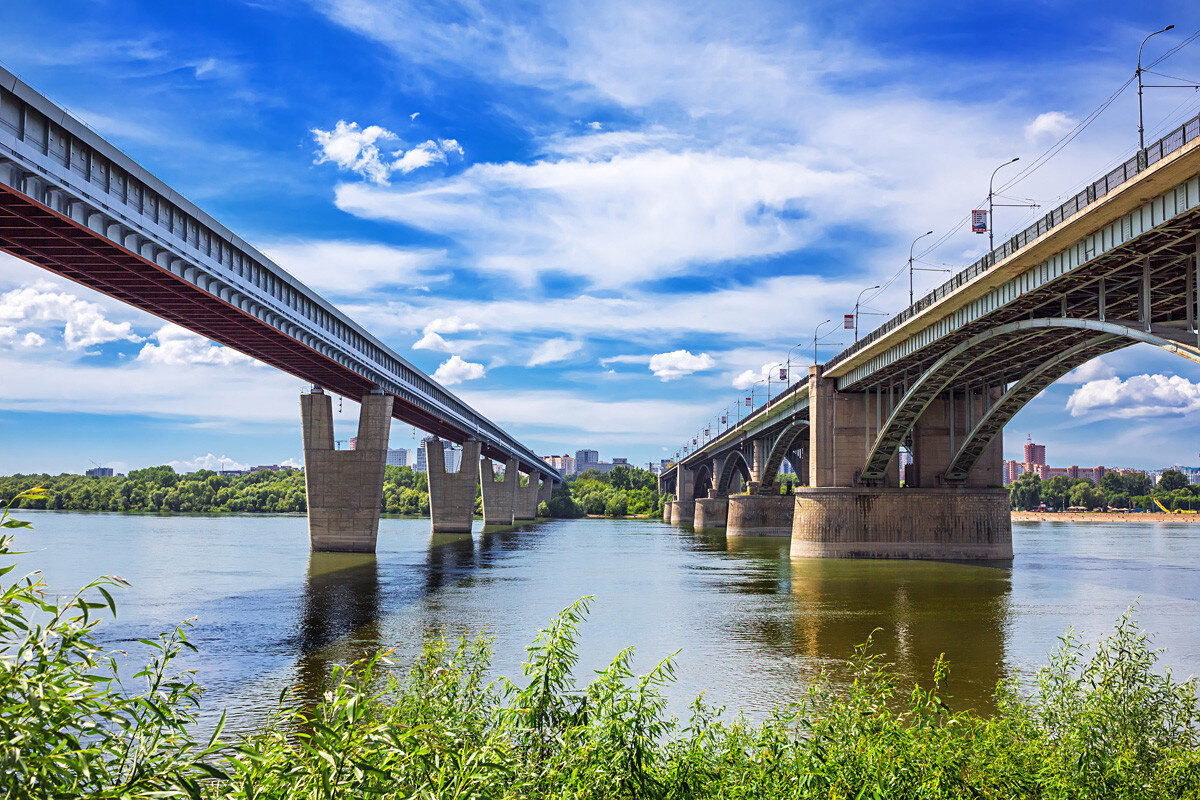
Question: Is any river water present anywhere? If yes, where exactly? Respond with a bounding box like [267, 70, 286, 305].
[9, 511, 1200, 731]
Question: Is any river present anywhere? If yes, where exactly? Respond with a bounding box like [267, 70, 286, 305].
[8, 511, 1200, 731]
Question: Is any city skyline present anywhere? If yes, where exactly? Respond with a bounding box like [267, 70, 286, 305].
[3, 2, 1200, 472]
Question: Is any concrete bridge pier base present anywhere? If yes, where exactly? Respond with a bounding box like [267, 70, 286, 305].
[669, 499, 694, 526]
[514, 474, 540, 521]
[302, 389, 393, 553]
[479, 457, 518, 526]
[694, 496, 728, 530]
[428, 438, 481, 534]
[791, 487, 1012, 560]
[726, 494, 793, 537]
[662, 503, 671, 522]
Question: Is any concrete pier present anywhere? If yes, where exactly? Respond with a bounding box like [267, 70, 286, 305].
[694, 497, 728, 530]
[514, 474, 540, 520]
[791, 487, 1012, 560]
[726, 494, 793, 537]
[662, 503, 671, 522]
[669, 499, 694, 525]
[302, 389, 392, 553]
[428, 438, 481, 534]
[479, 457, 517, 526]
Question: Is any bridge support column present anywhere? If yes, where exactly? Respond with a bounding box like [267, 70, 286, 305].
[791, 487, 1012, 560]
[537, 480, 553, 512]
[514, 474, 540, 520]
[808, 366, 900, 487]
[428, 439, 481, 533]
[662, 503, 671, 522]
[694, 496, 728, 530]
[727, 494, 793, 537]
[479, 457, 518, 526]
[669, 467, 695, 525]
[912, 390, 1004, 487]
[302, 389, 392, 553]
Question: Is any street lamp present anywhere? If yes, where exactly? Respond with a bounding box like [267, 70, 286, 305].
[908, 231, 933, 307]
[1139, 24, 1176, 152]
[812, 318, 845, 366]
[854, 285, 881, 341]
[988, 157, 1020, 254]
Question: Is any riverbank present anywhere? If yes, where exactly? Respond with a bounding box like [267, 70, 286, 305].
[1013, 510, 1200, 523]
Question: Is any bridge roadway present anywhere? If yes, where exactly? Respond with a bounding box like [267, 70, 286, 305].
[0, 66, 556, 552]
[662, 110, 1200, 560]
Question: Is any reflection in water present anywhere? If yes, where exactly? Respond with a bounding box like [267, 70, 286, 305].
[786, 558, 1011, 712]
[295, 552, 381, 706]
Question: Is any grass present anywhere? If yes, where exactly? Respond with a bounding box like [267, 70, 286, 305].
[3, 489, 1200, 798]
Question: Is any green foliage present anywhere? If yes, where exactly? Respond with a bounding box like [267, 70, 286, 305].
[0, 490, 224, 797]
[556, 465, 661, 518]
[3, 504, 1200, 798]
[1158, 469, 1189, 492]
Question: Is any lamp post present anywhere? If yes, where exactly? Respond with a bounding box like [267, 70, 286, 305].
[1139, 24, 1176, 152]
[908, 231, 933, 307]
[988, 157, 1020, 254]
[854, 285, 881, 341]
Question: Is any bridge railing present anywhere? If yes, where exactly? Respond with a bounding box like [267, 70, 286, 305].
[827, 112, 1200, 370]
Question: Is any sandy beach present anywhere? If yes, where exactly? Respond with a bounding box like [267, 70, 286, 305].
[1012, 511, 1200, 523]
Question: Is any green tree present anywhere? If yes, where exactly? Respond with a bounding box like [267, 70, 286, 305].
[1157, 469, 1188, 492]
[1009, 471, 1041, 510]
[604, 492, 628, 517]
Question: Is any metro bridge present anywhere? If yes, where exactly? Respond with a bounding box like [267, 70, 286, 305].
[0, 65, 557, 552]
[661, 111, 1200, 560]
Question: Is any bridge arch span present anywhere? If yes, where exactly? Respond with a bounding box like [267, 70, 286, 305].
[763, 420, 808, 485]
[693, 463, 714, 499]
[715, 450, 752, 496]
[861, 317, 1200, 484]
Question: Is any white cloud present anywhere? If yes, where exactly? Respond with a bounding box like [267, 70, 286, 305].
[311, 121, 464, 184]
[457, 387, 712, 437]
[1066, 374, 1200, 419]
[137, 325, 258, 367]
[587, 121, 603, 130]
[527, 338, 582, 367]
[433, 354, 486, 385]
[732, 369, 761, 390]
[410, 111, 420, 120]
[334, 149, 864, 287]
[1061, 356, 1118, 384]
[0, 282, 143, 350]
[1025, 111, 1076, 142]
[425, 316, 480, 335]
[168, 453, 249, 473]
[21, 332, 45, 348]
[261, 240, 447, 294]
[0, 327, 46, 348]
[648, 349, 715, 380]
[413, 330, 454, 351]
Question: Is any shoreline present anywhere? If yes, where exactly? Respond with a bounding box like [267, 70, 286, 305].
[1012, 510, 1200, 523]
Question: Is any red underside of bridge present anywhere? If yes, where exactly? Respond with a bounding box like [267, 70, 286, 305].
[0, 185, 514, 462]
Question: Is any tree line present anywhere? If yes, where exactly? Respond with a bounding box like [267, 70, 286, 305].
[0, 462, 664, 519]
[1009, 468, 1198, 511]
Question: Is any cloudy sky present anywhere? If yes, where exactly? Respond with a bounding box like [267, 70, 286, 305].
[3, 0, 1200, 475]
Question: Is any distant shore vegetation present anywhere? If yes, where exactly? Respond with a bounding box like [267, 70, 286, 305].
[0, 463, 664, 519]
[1009, 468, 1200, 512]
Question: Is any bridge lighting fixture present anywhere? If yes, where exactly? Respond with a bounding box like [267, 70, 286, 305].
[854, 285, 882, 342]
[908, 231, 934, 307]
[984, 157, 1039, 256]
[1136, 25, 1200, 161]
[813, 319, 844, 365]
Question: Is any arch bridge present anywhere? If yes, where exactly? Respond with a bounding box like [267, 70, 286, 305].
[662, 112, 1200, 559]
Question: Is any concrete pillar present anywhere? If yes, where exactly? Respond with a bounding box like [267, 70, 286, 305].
[694, 497, 728, 529]
[912, 389, 1003, 487]
[669, 499, 694, 525]
[537, 480, 553, 512]
[662, 503, 672, 522]
[792, 487, 1012, 560]
[514, 473, 540, 520]
[302, 390, 393, 553]
[479, 457, 517, 526]
[808, 366, 899, 488]
[428, 438, 481, 534]
[727, 494, 793, 537]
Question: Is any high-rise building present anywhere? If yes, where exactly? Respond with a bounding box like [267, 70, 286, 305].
[416, 438, 458, 472]
[575, 449, 599, 468]
[1024, 436, 1046, 466]
[386, 448, 409, 467]
[85, 466, 114, 477]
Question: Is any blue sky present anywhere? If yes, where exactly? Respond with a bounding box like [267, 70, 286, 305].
[3, 0, 1200, 475]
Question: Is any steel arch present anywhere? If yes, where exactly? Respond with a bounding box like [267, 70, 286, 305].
[860, 317, 1200, 484]
[762, 420, 808, 484]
